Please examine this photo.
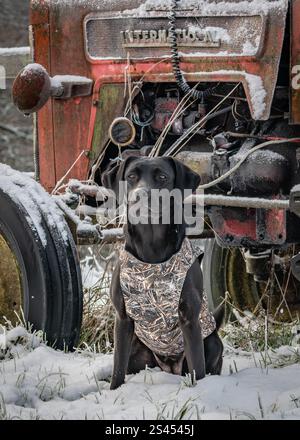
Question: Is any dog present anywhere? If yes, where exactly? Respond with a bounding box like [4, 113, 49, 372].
[102, 155, 223, 390]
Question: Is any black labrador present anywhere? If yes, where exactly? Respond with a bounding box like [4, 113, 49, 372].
[102, 156, 223, 390]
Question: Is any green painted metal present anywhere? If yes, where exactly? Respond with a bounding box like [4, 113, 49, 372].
[91, 84, 125, 161]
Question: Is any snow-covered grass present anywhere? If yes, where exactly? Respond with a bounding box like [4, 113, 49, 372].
[1, 319, 300, 420]
[1, 246, 299, 420]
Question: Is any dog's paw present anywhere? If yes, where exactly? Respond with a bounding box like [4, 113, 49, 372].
[110, 379, 124, 390]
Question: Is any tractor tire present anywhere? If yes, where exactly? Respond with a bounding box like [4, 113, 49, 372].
[0, 165, 83, 350]
[203, 239, 259, 314]
[203, 238, 300, 323]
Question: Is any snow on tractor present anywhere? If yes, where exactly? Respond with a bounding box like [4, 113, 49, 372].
[1, 0, 300, 348]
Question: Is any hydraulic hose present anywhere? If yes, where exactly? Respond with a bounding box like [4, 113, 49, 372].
[169, 0, 217, 100]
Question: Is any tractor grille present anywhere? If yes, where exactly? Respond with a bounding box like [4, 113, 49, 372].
[84, 12, 264, 61]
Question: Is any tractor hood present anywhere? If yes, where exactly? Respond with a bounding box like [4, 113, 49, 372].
[30, 0, 289, 121]
[27, 0, 289, 190]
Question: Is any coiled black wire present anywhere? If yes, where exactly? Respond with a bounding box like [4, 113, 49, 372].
[169, 0, 217, 100]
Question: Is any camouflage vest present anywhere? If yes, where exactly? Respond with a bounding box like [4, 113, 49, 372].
[118, 238, 216, 358]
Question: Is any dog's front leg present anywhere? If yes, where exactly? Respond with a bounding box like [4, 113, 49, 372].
[179, 312, 205, 381]
[111, 314, 134, 390]
[178, 263, 206, 381]
[110, 263, 134, 390]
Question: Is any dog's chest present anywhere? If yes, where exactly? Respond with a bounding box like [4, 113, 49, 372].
[118, 239, 215, 357]
[121, 251, 185, 329]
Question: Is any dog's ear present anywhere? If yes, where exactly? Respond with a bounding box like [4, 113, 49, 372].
[101, 163, 119, 192]
[166, 158, 201, 193]
[101, 156, 138, 195]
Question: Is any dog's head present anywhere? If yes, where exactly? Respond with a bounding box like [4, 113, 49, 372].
[102, 156, 200, 197]
[102, 156, 200, 227]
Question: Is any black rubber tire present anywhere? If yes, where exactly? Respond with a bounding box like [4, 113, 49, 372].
[203, 238, 261, 323]
[0, 165, 83, 350]
[203, 239, 227, 311]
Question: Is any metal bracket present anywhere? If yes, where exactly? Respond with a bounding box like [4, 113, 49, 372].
[52, 75, 93, 100]
[289, 184, 300, 217]
[291, 252, 300, 282]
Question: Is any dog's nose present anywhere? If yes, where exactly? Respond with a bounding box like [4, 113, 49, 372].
[129, 187, 151, 203]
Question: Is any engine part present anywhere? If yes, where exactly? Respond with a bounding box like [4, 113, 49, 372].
[164, 105, 233, 156]
[291, 252, 300, 282]
[169, 0, 218, 100]
[211, 148, 230, 182]
[189, 194, 289, 211]
[109, 117, 136, 147]
[244, 250, 271, 282]
[196, 137, 300, 192]
[209, 133, 291, 195]
[229, 149, 290, 195]
[289, 184, 300, 217]
[211, 134, 239, 185]
[176, 151, 212, 185]
[212, 133, 234, 150]
[146, 88, 203, 136]
[151, 95, 182, 134]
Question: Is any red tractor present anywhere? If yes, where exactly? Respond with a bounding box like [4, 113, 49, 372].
[1, 0, 300, 348]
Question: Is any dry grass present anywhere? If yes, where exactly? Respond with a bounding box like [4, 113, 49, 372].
[218, 287, 300, 353]
[221, 314, 299, 352]
[78, 245, 116, 353]
[79, 280, 115, 354]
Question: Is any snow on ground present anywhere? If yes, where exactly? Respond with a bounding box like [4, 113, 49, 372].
[0, 326, 300, 420]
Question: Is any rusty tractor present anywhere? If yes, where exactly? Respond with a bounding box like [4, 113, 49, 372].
[1, 0, 300, 348]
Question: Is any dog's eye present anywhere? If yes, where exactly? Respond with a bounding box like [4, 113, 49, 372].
[127, 173, 137, 180]
[158, 174, 167, 181]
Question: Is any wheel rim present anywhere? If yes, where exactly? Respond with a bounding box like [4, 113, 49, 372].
[225, 248, 261, 313]
[0, 228, 24, 325]
[225, 246, 300, 322]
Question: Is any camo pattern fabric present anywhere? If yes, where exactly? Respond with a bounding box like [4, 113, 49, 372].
[118, 238, 216, 358]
